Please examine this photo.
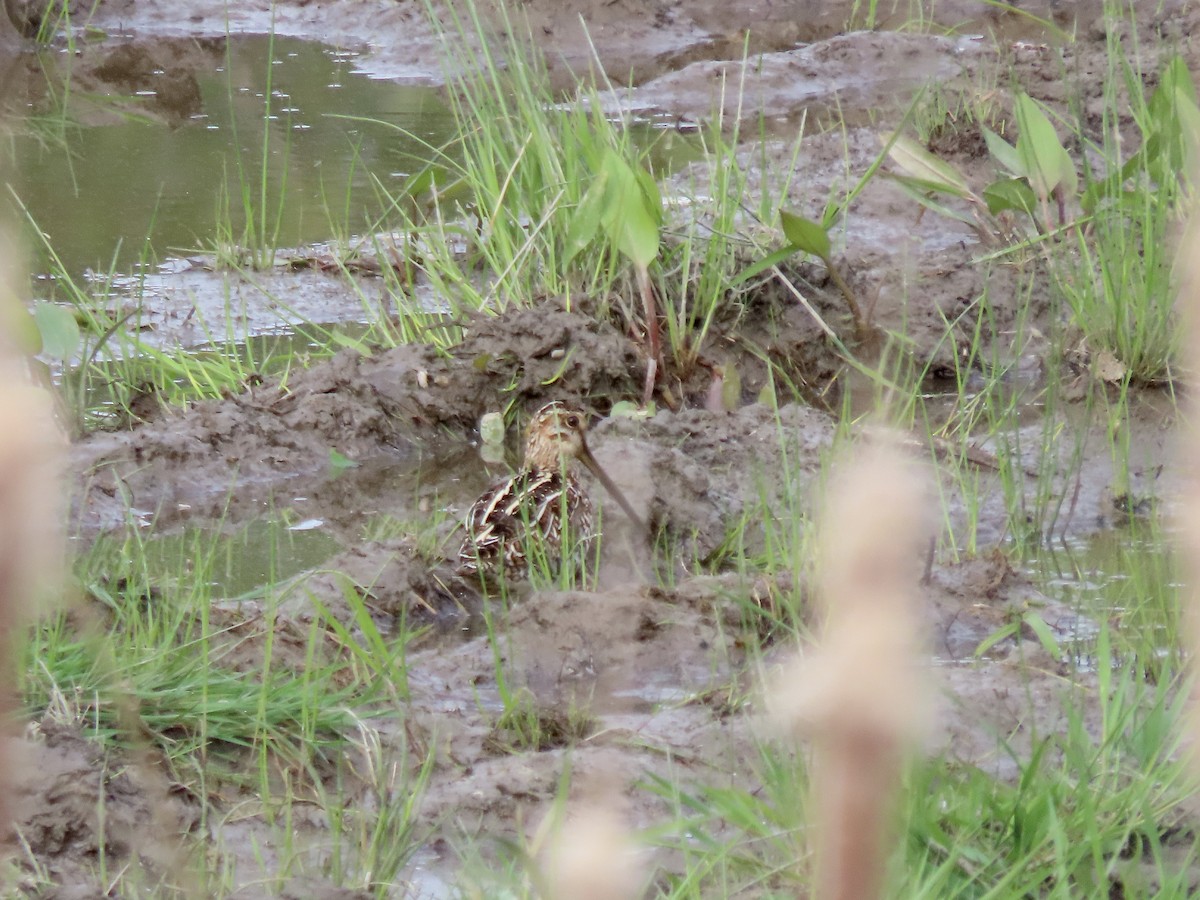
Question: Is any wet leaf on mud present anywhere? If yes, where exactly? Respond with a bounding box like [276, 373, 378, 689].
[704, 366, 743, 413]
[721, 362, 741, 412]
[974, 620, 1021, 659]
[757, 379, 777, 410]
[480, 411, 505, 448]
[329, 448, 360, 470]
[1092, 348, 1127, 384]
[779, 209, 831, 260]
[32, 302, 80, 361]
[288, 518, 325, 531]
[885, 134, 970, 197]
[609, 400, 654, 419]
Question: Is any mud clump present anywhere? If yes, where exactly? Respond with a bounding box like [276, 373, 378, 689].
[8, 721, 198, 895]
[286, 537, 477, 632]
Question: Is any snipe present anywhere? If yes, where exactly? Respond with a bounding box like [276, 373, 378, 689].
[458, 401, 645, 582]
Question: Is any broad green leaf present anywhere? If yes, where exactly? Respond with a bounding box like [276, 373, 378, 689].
[982, 177, 1038, 216]
[1147, 70, 1200, 175]
[1119, 58, 1200, 191]
[563, 175, 607, 268]
[329, 330, 370, 355]
[634, 166, 664, 229]
[887, 172, 976, 200]
[982, 126, 1022, 176]
[1014, 92, 1076, 199]
[598, 151, 661, 268]
[730, 245, 802, 287]
[1151, 55, 1198, 120]
[888, 179, 978, 226]
[885, 134, 970, 197]
[1174, 86, 1200, 169]
[779, 209, 831, 259]
[32, 302, 80, 361]
[405, 165, 436, 198]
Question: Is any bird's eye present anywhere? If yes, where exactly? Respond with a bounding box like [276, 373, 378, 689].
[566, 415, 580, 428]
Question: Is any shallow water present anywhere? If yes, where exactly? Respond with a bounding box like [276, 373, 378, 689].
[6, 33, 702, 289]
[1027, 527, 1179, 667]
[7, 35, 459, 279]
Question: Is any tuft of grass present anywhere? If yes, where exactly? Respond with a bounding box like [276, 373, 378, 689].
[23, 525, 385, 765]
[348, 4, 801, 379]
[1048, 41, 1196, 384]
[213, 24, 289, 271]
[888, 16, 1197, 384]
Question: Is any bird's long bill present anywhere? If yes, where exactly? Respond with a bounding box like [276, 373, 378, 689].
[578, 443, 648, 536]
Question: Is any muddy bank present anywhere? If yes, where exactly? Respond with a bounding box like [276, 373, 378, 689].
[70, 299, 641, 532]
[69, 0, 1116, 87]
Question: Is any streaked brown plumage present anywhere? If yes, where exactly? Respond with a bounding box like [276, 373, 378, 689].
[457, 401, 645, 582]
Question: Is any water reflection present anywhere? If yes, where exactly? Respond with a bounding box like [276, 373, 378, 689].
[4, 35, 458, 278]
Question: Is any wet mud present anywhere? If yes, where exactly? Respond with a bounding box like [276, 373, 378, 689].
[9, 0, 1197, 894]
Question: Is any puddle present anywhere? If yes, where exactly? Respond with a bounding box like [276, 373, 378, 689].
[89, 447, 491, 599]
[136, 518, 344, 599]
[6, 35, 460, 280]
[1023, 526, 1179, 668]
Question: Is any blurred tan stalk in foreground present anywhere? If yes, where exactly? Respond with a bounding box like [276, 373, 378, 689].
[540, 803, 644, 900]
[1177, 205, 1200, 771]
[0, 239, 65, 828]
[769, 438, 930, 900]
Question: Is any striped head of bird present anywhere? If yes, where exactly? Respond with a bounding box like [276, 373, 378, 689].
[524, 402, 646, 533]
[522, 402, 590, 471]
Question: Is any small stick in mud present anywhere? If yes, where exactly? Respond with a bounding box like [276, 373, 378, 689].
[458, 401, 647, 583]
[767, 437, 930, 900]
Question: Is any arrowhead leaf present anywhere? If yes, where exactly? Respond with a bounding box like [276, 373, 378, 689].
[885, 133, 970, 197]
[1014, 92, 1076, 200]
[32, 302, 80, 361]
[780, 209, 831, 259]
